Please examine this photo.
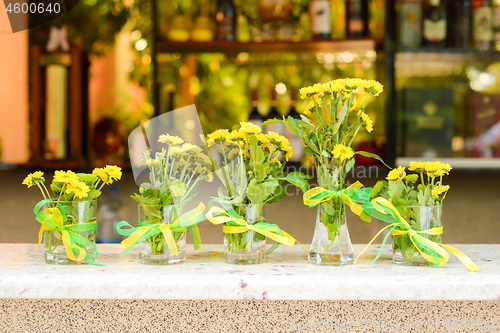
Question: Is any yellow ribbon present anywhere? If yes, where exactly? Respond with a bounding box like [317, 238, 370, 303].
[206, 205, 308, 253]
[355, 197, 478, 272]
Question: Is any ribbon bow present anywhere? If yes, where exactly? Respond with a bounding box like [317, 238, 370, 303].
[356, 197, 478, 272]
[6, 199, 101, 266]
[205, 201, 308, 254]
[303, 181, 373, 220]
[117, 203, 205, 255]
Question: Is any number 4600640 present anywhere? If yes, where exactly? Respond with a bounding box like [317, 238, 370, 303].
[6, 2, 61, 14]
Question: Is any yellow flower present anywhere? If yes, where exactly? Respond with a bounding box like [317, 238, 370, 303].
[65, 181, 90, 199]
[32, 171, 44, 179]
[255, 133, 269, 145]
[283, 145, 293, 161]
[360, 112, 374, 133]
[386, 166, 406, 181]
[332, 144, 354, 161]
[424, 161, 452, 176]
[92, 168, 108, 182]
[207, 129, 230, 144]
[22, 174, 34, 188]
[408, 161, 426, 172]
[22, 171, 45, 188]
[104, 165, 122, 182]
[53, 170, 78, 183]
[362, 80, 384, 96]
[432, 185, 450, 198]
[303, 100, 316, 117]
[158, 134, 184, 146]
[239, 121, 262, 135]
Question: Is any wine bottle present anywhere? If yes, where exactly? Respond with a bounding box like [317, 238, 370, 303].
[284, 90, 304, 170]
[264, 90, 285, 136]
[422, 0, 447, 48]
[346, 0, 368, 38]
[453, 0, 471, 48]
[471, 0, 493, 49]
[399, 0, 422, 49]
[493, 0, 500, 50]
[310, 0, 332, 40]
[216, 0, 236, 41]
[248, 91, 264, 128]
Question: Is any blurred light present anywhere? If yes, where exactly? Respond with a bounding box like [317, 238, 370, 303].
[324, 53, 334, 64]
[324, 63, 334, 70]
[135, 39, 148, 51]
[479, 73, 496, 86]
[275, 82, 287, 94]
[130, 30, 141, 41]
[142, 55, 151, 65]
[125, 62, 134, 72]
[365, 50, 377, 61]
[185, 120, 195, 130]
[237, 52, 250, 63]
[179, 65, 188, 77]
[223, 77, 233, 86]
[452, 136, 464, 152]
[321, 75, 331, 83]
[339, 52, 354, 63]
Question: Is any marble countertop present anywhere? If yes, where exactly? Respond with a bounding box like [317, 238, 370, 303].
[0, 244, 498, 300]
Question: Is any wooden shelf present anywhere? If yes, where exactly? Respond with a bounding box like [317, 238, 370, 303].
[157, 38, 381, 54]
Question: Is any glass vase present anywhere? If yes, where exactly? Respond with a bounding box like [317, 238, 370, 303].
[393, 205, 443, 266]
[224, 204, 266, 264]
[309, 158, 355, 265]
[44, 200, 97, 265]
[138, 205, 186, 265]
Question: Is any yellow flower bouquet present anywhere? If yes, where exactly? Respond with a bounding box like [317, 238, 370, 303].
[371, 161, 452, 265]
[205, 121, 310, 264]
[22, 166, 122, 265]
[265, 78, 385, 265]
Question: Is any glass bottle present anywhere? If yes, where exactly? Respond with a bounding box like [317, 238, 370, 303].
[422, 0, 448, 48]
[471, 0, 493, 49]
[399, 0, 422, 48]
[248, 90, 264, 128]
[216, 0, 236, 41]
[264, 90, 285, 136]
[453, 0, 471, 49]
[284, 90, 304, 170]
[346, 0, 368, 38]
[310, 0, 332, 40]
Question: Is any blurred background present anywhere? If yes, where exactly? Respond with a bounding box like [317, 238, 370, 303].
[0, 0, 499, 244]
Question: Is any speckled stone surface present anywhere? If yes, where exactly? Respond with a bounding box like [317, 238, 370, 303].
[0, 244, 498, 301]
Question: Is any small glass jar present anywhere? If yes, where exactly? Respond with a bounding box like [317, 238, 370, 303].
[44, 200, 97, 265]
[393, 205, 443, 266]
[224, 204, 266, 264]
[138, 205, 186, 265]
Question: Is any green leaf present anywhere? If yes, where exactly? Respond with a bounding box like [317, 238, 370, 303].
[253, 164, 270, 181]
[354, 151, 391, 169]
[262, 119, 282, 126]
[300, 115, 314, 127]
[303, 147, 315, 157]
[275, 171, 312, 192]
[345, 158, 355, 174]
[321, 150, 330, 157]
[247, 178, 279, 204]
[321, 202, 335, 215]
[329, 101, 349, 136]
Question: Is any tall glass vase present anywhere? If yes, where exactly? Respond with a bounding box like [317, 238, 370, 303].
[308, 158, 355, 265]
